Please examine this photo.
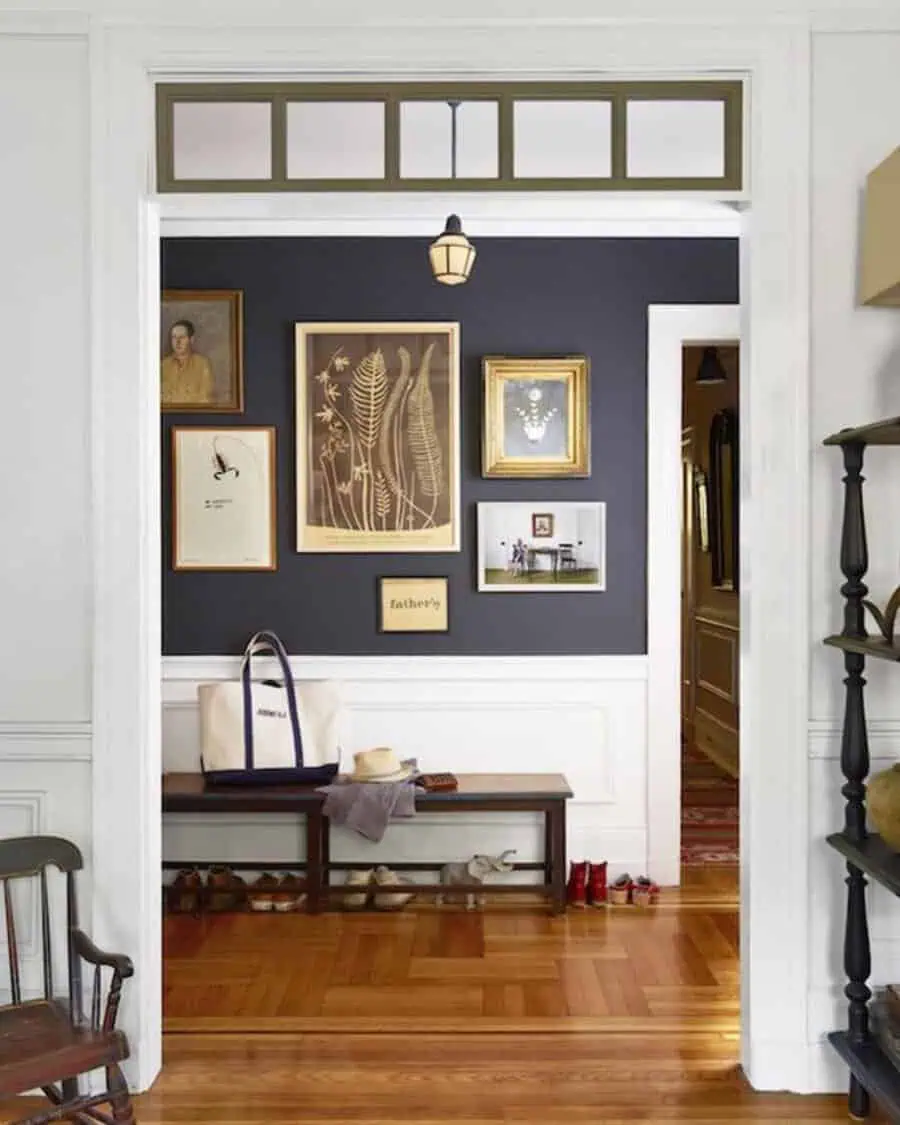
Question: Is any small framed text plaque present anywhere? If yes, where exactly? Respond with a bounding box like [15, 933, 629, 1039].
[378, 577, 449, 634]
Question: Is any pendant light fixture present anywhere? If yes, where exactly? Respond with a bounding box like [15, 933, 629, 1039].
[429, 100, 476, 285]
[695, 345, 728, 385]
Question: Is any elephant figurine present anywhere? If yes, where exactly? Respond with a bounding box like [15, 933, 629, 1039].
[437, 850, 517, 909]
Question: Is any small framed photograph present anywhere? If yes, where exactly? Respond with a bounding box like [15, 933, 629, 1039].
[477, 502, 606, 593]
[161, 289, 243, 413]
[172, 427, 276, 571]
[482, 356, 590, 478]
[378, 577, 449, 633]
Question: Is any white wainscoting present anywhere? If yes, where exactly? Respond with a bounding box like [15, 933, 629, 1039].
[162, 654, 649, 876]
[0, 743, 92, 1004]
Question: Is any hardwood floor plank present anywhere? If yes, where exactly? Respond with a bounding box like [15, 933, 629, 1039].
[408, 956, 559, 981]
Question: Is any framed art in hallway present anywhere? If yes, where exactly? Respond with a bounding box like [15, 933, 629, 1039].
[161, 289, 244, 412]
[477, 501, 606, 592]
[377, 576, 450, 634]
[482, 355, 590, 478]
[295, 322, 460, 552]
[171, 426, 276, 571]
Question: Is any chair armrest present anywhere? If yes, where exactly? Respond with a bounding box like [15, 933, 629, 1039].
[72, 929, 134, 978]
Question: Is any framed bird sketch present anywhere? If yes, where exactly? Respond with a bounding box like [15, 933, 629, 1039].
[171, 427, 276, 571]
[295, 322, 461, 553]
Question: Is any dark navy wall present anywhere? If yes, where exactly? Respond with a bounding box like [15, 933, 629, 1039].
[161, 236, 738, 655]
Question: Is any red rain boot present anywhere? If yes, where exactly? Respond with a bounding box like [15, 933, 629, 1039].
[587, 861, 608, 907]
[567, 861, 589, 909]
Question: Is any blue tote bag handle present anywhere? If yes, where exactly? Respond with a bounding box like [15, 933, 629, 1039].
[240, 630, 303, 771]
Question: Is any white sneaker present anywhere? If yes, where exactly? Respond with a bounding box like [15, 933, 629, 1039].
[373, 865, 415, 910]
[343, 868, 374, 910]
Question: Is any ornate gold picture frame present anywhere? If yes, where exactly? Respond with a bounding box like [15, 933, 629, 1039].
[482, 356, 590, 478]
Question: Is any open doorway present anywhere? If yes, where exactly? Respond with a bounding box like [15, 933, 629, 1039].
[681, 343, 740, 880]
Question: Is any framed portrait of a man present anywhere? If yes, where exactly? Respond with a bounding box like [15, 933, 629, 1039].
[161, 290, 244, 413]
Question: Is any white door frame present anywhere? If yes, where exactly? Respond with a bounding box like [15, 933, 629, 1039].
[90, 17, 811, 1094]
[646, 305, 742, 889]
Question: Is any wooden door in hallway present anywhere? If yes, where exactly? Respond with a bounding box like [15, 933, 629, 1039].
[681, 344, 740, 781]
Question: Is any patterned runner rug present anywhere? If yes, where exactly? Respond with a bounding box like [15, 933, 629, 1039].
[681, 744, 739, 865]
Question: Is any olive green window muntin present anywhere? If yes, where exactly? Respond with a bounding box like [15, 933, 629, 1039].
[156, 79, 744, 194]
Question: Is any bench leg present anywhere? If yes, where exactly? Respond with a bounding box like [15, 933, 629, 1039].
[305, 808, 323, 914]
[546, 801, 567, 914]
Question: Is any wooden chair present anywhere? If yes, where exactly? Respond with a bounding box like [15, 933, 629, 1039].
[558, 543, 578, 572]
[0, 835, 135, 1124]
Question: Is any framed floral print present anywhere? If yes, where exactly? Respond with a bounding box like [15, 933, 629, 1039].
[295, 322, 460, 553]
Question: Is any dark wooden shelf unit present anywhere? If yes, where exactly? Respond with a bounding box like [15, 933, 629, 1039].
[824, 635, 900, 662]
[823, 416, 900, 447]
[829, 1032, 900, 1121]
[825, 420, 900, 1122]
[827, 832, 900, 899]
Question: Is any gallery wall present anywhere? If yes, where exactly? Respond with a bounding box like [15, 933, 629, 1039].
[161, 236, 738, 655]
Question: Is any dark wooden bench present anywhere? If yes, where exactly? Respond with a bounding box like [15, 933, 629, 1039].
[162, 772, 571, 913]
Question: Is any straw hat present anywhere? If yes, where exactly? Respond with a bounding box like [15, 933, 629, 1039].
[349, 747, 413, 784]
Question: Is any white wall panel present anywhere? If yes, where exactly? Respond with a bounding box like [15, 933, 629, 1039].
[162, 655, 649, 877]
[0, 35, 90, 722]
[0, 758, 92, 1004]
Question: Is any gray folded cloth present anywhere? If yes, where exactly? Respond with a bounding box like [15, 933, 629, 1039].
[318, 779, 416, 842]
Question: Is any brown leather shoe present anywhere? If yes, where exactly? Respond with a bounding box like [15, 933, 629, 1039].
[272, 873, 307, 913]
[248, 873, 279, 912]
[206, 865, 246, 912]
[168, 868, 202, 914]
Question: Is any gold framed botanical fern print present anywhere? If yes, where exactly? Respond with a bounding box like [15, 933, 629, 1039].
[295, 323, 461, 552]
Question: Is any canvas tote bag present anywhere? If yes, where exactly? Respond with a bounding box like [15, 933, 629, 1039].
[199, 630, 341, 786]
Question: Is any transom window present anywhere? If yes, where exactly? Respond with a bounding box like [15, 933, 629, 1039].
[156, 80, 744, 194]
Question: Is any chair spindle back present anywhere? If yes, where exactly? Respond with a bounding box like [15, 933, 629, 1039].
[0, 836, 84, 1014]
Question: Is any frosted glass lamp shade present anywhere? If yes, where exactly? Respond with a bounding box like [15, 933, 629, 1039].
[429, 214, 476, 285]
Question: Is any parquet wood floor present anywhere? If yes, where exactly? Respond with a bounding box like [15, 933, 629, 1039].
[163, 866, 742, 1032]
[4, 866, 883, 1122]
